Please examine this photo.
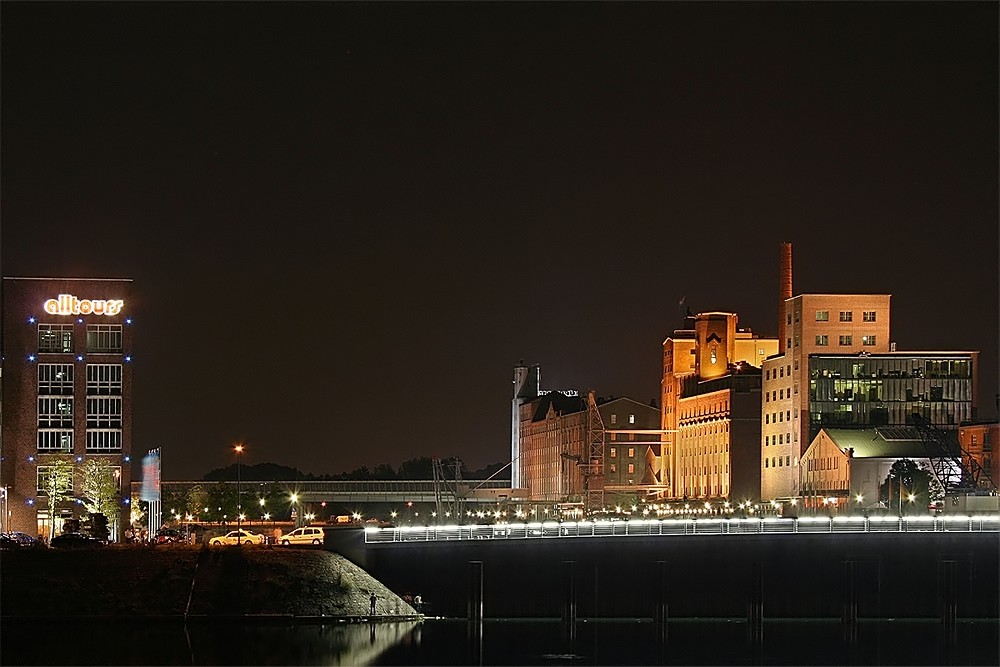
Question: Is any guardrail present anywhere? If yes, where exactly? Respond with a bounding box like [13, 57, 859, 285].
[364, 514, 1000, 543]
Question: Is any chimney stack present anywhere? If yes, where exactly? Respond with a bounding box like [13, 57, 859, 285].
[778, 242, 793, 354]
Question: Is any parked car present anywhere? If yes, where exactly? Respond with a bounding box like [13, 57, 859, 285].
[279, 526, 325, 545]
[50, 532, 104, 549]
[0, 534, 19, 550]
[156, 528, 185, 544]
[4, 531, 40, 548]
[209, 529, 265, 546]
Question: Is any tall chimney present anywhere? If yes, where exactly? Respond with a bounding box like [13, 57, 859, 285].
[778, 242, 793, 354]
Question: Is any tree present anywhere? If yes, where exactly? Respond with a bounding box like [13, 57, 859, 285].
[42, 458, 75, 540]
[78, 458, 121, 535]
[879, 458, 934, 514]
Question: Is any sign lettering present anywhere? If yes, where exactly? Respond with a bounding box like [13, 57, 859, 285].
[43, 294, 124, 317]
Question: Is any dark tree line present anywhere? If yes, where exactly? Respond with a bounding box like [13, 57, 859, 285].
[203, 457, 509, 482]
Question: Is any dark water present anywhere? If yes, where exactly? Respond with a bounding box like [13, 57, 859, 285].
[2, 618, 997, 666]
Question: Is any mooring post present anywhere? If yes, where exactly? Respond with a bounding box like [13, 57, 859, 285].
[654, 560, 668, 641]
[467, 560, 483, 622]
[841, 560, 858, 644]
[562, 560, 577, 625]
[938, 560, 957, 637]
[748, 561, 763, 643]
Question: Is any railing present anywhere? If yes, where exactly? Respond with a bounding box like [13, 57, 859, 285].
[364, 514, 1000, 543]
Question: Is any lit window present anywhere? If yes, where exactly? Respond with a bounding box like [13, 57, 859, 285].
[628, 463, 635, 474]
[863, 311, 877, 322]
[815, 311, 829, 322]
[862, 335, 877, 346]
[610, 414, 617, 425]
[628, 414, 635, 424]
[815, 335, 829, 346]
[839, 311, 853, 322]
[627, 448, 635, 458]
[38, 324, 74, 352]
[609, 448, 616, 458]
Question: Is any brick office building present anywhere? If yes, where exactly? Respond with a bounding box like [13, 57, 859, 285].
[1, 277, 134, 540]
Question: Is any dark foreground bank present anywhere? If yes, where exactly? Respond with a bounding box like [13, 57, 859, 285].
[0, 544, 418, 619]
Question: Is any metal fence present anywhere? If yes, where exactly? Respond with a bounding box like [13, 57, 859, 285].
[364, 514, 1000, 543]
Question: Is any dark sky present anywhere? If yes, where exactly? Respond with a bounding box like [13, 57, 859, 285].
[2, 2, 997, 481]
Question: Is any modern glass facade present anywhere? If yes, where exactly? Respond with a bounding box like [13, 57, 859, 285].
[808, 353, 975, 440]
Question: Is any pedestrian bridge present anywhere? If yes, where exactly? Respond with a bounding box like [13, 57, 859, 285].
[151, 479, 520, 505]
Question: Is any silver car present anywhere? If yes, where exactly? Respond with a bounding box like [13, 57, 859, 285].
[279, 526, 325, 545]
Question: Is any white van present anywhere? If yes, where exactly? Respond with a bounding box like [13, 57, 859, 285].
[279, 526, 325, 545]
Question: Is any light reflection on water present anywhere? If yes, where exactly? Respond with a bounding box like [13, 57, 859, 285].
[2, 618, 997, 666]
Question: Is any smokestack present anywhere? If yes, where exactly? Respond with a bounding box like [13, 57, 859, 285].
[778, 242, 793, 354]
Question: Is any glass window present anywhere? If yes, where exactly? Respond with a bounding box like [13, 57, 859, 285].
[839, 335, 852, 346]
[38, 397, 73, 428]
[815, 311, 829, 322]
[628, 414, 635, 424]
[87, 397, 122, 428]
[628, 463, 635, 474]
[87, 324, 123, 353]
[87, 364, 122, 395]
[815, 335, 829, 346]
[610, 414, 617, 425]
[38, 324, 74, 352]
[609, 448, 616, 458]
[839, 311, 853, 322]
[862, 335, 877, 346]
[37, 430, 72, 452]
[863, 311, 877, 322]
[38, 364, 74, 395]
[627, 448, 635, 458]
[86, 430, 122, 451]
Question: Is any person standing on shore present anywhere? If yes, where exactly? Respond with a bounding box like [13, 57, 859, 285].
[369, 591, 377, 615]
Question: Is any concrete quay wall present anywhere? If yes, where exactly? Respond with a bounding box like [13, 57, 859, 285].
[329, 530, 999, 620]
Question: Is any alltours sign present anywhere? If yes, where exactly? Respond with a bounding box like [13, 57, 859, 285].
[43, 294, 124, 317]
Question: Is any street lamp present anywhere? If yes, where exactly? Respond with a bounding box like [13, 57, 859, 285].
[234, 444, 244, 544]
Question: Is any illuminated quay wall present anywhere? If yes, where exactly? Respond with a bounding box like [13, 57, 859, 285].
[1, 277, 134, 539]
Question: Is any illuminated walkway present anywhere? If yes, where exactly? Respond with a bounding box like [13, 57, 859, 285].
[364, 514, 1000, 543]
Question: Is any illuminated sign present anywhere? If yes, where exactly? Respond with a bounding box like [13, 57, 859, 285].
[43, 294, 124, 317]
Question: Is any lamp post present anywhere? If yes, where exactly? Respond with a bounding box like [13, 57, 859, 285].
[234, 444, 244, 544]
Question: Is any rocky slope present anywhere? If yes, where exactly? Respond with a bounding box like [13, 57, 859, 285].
[0, 544, 416, 619]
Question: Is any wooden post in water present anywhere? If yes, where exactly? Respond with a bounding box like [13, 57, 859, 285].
[938, 560, 957, 637]
[562, 560, 577, 624]
[654, 560, 668, 640]
[467, 560, 483, 622]
[747, 561, 763, 643]
[841, 560, 858, 644]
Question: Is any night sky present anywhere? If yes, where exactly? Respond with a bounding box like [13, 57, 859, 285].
[2, 2, 997, 481]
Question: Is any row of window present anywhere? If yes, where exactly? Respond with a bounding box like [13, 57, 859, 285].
[608, 463, 635, 474]
[765, 410, 793, 424]
[608, 414, 636, 425]
[37, 429, 122, 451]
[607, 447, 635, 458]
[789, 310, 878, 324]
[814, 335, 877, 346]
[764, 433, 793, 446]
[38, 324, 123, 353]
[764, 456, 792, 468]
[38, 364, 123, 395]
[765, 387, 799, 403]
[37, 397, 122, 428]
